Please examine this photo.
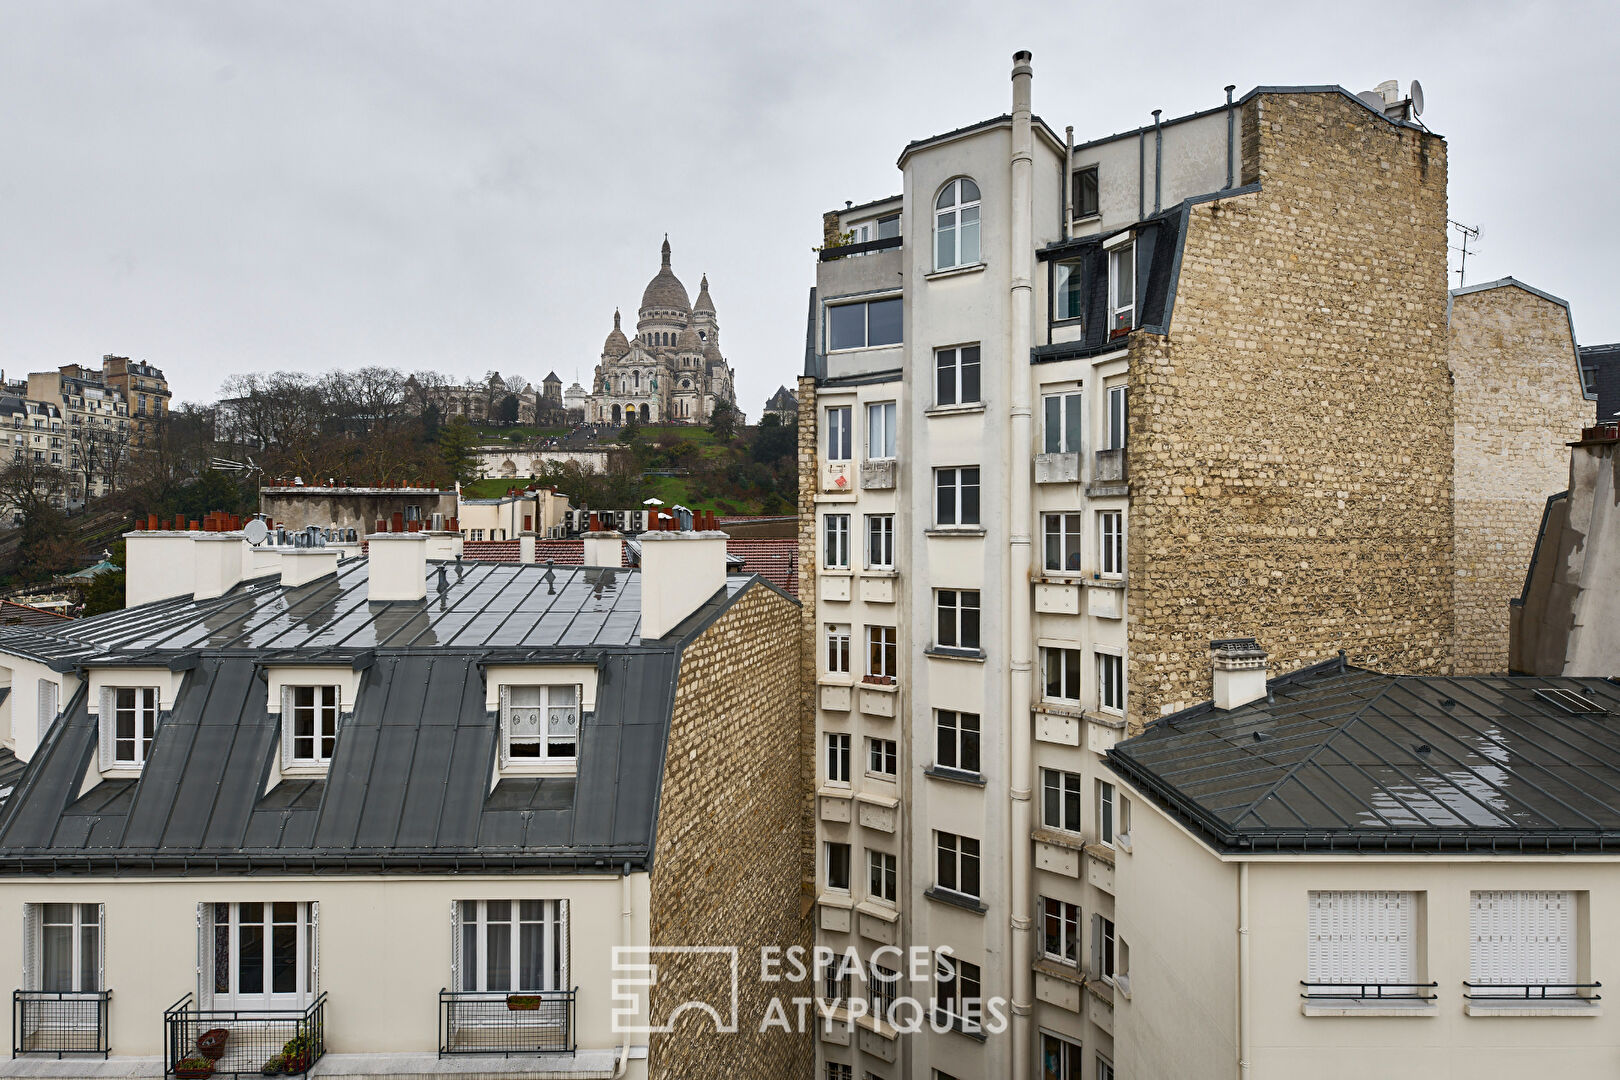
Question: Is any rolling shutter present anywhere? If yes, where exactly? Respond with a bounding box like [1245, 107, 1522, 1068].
[497, 685, 511, 767]
[22, 903, 37, 991]
[97, 686, 115, 770]
[1470, 890, 1575, 986]
[279, 686, 295, 770]
[1307, 890, 1416, 986]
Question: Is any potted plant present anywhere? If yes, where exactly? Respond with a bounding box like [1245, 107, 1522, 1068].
[174, 1058, 216, 1079]
[261, 1056, 285, 1076]
[506, 993, 542, 1011]
[280, 1035, 313, 1074]
[195, 1029, 230, 1060]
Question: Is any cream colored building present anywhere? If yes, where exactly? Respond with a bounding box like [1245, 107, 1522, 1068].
[1104, 650, 1620, 1079]
[0, 524, 808, 1079]
[458, 485, 572, 541]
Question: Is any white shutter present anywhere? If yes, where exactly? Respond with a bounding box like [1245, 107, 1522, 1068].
[196, 902, 214, 1009]
[497, 684, 511, 767]
[1471, 890, 1574, 986]
[559, 899, 571, 989]
[309, 901, 320, 994]
[449, 900, 462, 991]
[280, 686, 295, 770]
[95, 904, 106, 992]
[22, 903, 37, 991]
[1308, 891, 1415, 987]
[39, 679, 59, 745]
[1089, 912, 1103, 981]
[98, 686, 115, 770]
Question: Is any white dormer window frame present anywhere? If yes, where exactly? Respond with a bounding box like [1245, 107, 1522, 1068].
[499, 683, 582, 769]
[98, 686, 160, 769]
[1108, 239, 1136, 334]
[281, 684, 342, 766]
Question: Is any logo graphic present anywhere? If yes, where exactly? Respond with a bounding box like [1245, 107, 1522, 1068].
[611, 945, 740, 1035]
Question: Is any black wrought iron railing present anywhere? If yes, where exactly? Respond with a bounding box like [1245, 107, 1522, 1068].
[1463, 980, 1602, 1000]
[439, 989, 576, 1057]
[162, 993, 326, 1078]
[819, 235, 904, 262]
[1299, 981, 1439, 1001]
[12, 990, 111, 1058]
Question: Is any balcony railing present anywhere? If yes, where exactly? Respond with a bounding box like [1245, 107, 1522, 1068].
[12, 990, 111, 1059]
[439, 989, 576, 1057]
[1462, 981, 1602, 1001]
[819, 235, 904, 262]
[1298, 981, 1438, 1001]
[163, 993, 327, 1078]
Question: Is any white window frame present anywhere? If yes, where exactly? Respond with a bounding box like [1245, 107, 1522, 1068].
[1108, 241, 1135, 332]
[827, 298, 902, 352]
[934, 954, 983, 1032]
[934, 177, 982, 271]
[827, 732, 851, 785]
[826, 842, 852, 892]
[209, 901, 316, 1011]
[823, 514, 851, 569]
[284, 684, 340, 766]
[1099, 510, 1124, 578]
[868, 850, 898, 905]
[106, 686, 159, 767]
[1042, 390, 1083, 454]
[1041, 647, 1082, 703]
[935, 710, 980, 774]
[1041, 1031, 1083, 1080]
[866, 401, 896, 461]
[453, 899, 567, 994]
[1072, 165, 1100, 220]
[865, 515, 894, 570]
[1094, 914, 1117, 983]
[1053, 258, 1085, 323]
[934, 831, 981, 901]
[27, 902, 103, 993]
[1098, 780, 1117, 847]
[1097, 651, 1124, 715]
[1042, 512, 1084, 574]
[934, 467, 980, 527]
[934, 346, 981, 407]
[867, 626, 897, 680]
[499, 683, 581, 767]
[826, 406, 852, 461]
[826, 624, 851, 675]
[866, 737, 897, 779]
[1041, 898, 1082, 967]
[935, 589, 980, 651]
[1041, 768, 1083, 833]
[1106, 385, 1128, 450]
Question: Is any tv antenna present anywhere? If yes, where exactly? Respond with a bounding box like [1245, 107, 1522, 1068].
[1448, 220, 1480, 286]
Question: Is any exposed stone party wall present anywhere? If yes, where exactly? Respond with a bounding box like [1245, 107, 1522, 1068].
[1126, 92, 1455, 725]
[796, 375, 821, 896]
[648, 581, 811, 1080]
[1449, 283, 1592, 673]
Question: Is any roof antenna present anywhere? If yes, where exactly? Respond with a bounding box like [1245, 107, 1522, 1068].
[1448, 220, 1481, 286]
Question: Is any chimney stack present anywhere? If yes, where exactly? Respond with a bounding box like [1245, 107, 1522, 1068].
[123, 526, 200, 607]
[192, 534, 248, 600]
[279, 548, 339, 588]
[583, 530, 624, 568]
[366, 533, 429, 602]
[1211, 638, 1269, 710]
[638, 531, 728, 639]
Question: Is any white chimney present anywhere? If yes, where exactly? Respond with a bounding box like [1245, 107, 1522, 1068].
[638, 531, 728, 639]
[192, 535, 248, 600]
[1211, 638, 1269, 710]
[519, 532, 537, 564]
[423, 530, 463, 562]
[366, 533, 428, 602]
[583, 530, 624, 568]
[123, 529, 201, 606]
[279, 548, 339, 588]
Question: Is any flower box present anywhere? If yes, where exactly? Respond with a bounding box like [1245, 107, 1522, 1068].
[196, 1029, 230, 1060]
[506, 994, 542, 1011]
[175, 1059, 216, 1079]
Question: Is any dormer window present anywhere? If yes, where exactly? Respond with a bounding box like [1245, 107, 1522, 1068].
[287, 686, 340, 764]
[502, 684, 580, 765]
[100, 686, 159, 768]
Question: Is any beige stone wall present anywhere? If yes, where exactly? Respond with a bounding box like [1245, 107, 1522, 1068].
[648, 582, 811, 1080]
[796, 375, 820, 893]
[1450, 284, 1592, 673]
[1126, 92, 1454, 725]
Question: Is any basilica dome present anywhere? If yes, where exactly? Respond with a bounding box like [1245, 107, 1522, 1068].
[639, 236, 691, 318]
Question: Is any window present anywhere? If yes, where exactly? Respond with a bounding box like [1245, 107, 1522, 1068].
[1042, 898, 1082, 966]
[1042, 769, 1083, 832]
[936, 710, 981, 774]
[824, 514, 851, 569]
[826, 842, 852, 892]
[866, 402, 896, 460]
[1042, 1032, 1082, 1080]
[868, 850, 897, 903]
[935, 346, 981, 407]
[1094, 915, 1117, 982]
[867, 737, 897, 778]
[871, 962, 899, 1021]
[867, 626, 897, 679]
[826, 624, 851, 675]
[1095, 1057, 1115, 1080]
[1053, 259, 1085, 322]
[1042, 648, 1082, 702]
[456, 900, 566, 993]
[1106, 385, 1127, 450]
[865, 515, 894, 569]
[935, 954, 983, 1031]
[935, 832, 981, 900]
[28, 903, 101, 992]
[1043, 391, 1082, 454]
[824, 962, 851, 1004]
[934, 467, 980, 526]
[827, 1065, 853, 1080]
[828, 298, 902, 351]
[211, 902, 315, 1008]
[935, 589, 980, 651]
[1099, 781, 1117, 846]
[501, 684, 581, 763]
[934, 178, 981, 270]
[827, 733, 851, 784]
[109, 687, 159, 766]
[1098, 652, 1124, 714]
[1469, 891, 1576, 990]
[1306, 891, 1418, 992]
[286, 685, 339, 764]
[1099, 511, 1123, 577]
[1043, 513, 1084, 573]
[1072, 166, 1099, 219]
[1109, 242, 1135, 332]
[826, 406, 852, 461]
[469, 529, 485, 542]
[876, 213, 900, 239]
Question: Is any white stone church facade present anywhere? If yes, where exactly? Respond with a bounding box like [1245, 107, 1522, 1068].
[586, 237, 739, 425]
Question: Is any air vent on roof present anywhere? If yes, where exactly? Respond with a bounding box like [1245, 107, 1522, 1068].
[1535, 688, 1607, 715]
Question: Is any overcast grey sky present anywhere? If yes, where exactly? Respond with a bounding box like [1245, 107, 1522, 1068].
[3, 0, 1616, 417]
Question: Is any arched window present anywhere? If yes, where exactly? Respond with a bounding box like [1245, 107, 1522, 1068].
[634, 370, 641, 389]
[934, 177, 981, 270]
[612, 404, 622, 424]
[640, 404, 650, 423]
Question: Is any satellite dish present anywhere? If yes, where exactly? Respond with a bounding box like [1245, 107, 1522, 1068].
[1410, 80, 1424, 117]
[243, 518, 269, 546]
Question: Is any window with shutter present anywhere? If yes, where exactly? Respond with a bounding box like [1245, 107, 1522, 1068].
[1469, 890, 1576, 988]
[39, 680, 58, 745]
[1307, 890, 1418, 991]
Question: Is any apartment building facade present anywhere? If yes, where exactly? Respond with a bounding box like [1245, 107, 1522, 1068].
[24, 363, 133, 505]
[101, 353, 173, 444]
[800, 55, 1466, 1080]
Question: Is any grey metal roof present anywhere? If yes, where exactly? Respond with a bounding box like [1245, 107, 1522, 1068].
[1106, 662, 1620, 854]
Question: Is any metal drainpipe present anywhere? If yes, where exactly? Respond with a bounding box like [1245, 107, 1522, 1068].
[1063, 125, 1075, 240]
[1225, 85, 1237, 189]
[1007, 49, 1037, 1080]
[613, 863, 634, 1078]
[1137, 128, 1145, 221]
[1238, 861, 1252, 1079]
[1153, 109, 1163, 214]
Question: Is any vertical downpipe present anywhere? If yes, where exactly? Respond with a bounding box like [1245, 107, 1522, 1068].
[1225, 85, 1237, 189]
[1152, 109, 1163, 214]
[1238, 862, 1251, 1079]
[1063, 125, 1075, 240]
[1137, 128, 1146, 221]
[1007, 49, 1037, 1080]
[613, 863, 634, 1078]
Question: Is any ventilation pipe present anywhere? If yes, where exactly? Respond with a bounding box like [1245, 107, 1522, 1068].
[638, 531, 727, 639]
[1006, 48, 1037, 1080]
[1212, 638, 1269, 709]
[1225, 84, 1237, 189]
[366, 533, 428, 602]
[1062, 125, 1074, 239]
[1152, 109, 1163, 214]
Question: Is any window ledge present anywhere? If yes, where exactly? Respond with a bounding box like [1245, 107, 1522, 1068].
[926, 263, 987, 281]
[1464, 1000, 1601, 1017]
[925, 403, 987, 418]
[925, 527, 986, 538]
[1031, 827, 1087, 853]
[821, 568, 854, 577]
[924, 646, 986, 663]
[1034, 958, 1087, 987]
[1086, 577, 1127, 590]
[1087, 483, 1130, 498]
[1085, 842, 1116, 867]
[1036, 699, 1085, 718]
[1035, 573, 1088, 586]
[853, 1013, 898, 1040]
[931, 1011, 988, 1042]
[924, 887, 988, 915]
[818, 675, 854, 688]
[817, 786, 854, 801]
[99, 767, 143, 780]
[855, 899, 900, 923]
[858, 680, 900, 694]
[855, 791, 899, 810]
[280, 765, 330, 778]
[817, 893, 855, 911]
[861, 568, 899, 579]
[814, 493, 859, 505]
[498, 764, 579, 778]
[1301, 1000, 1438, 1018]
[1086, 711, 1127, 731]
[924, 765, 987, 788]
[826, 343, 903, 357]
